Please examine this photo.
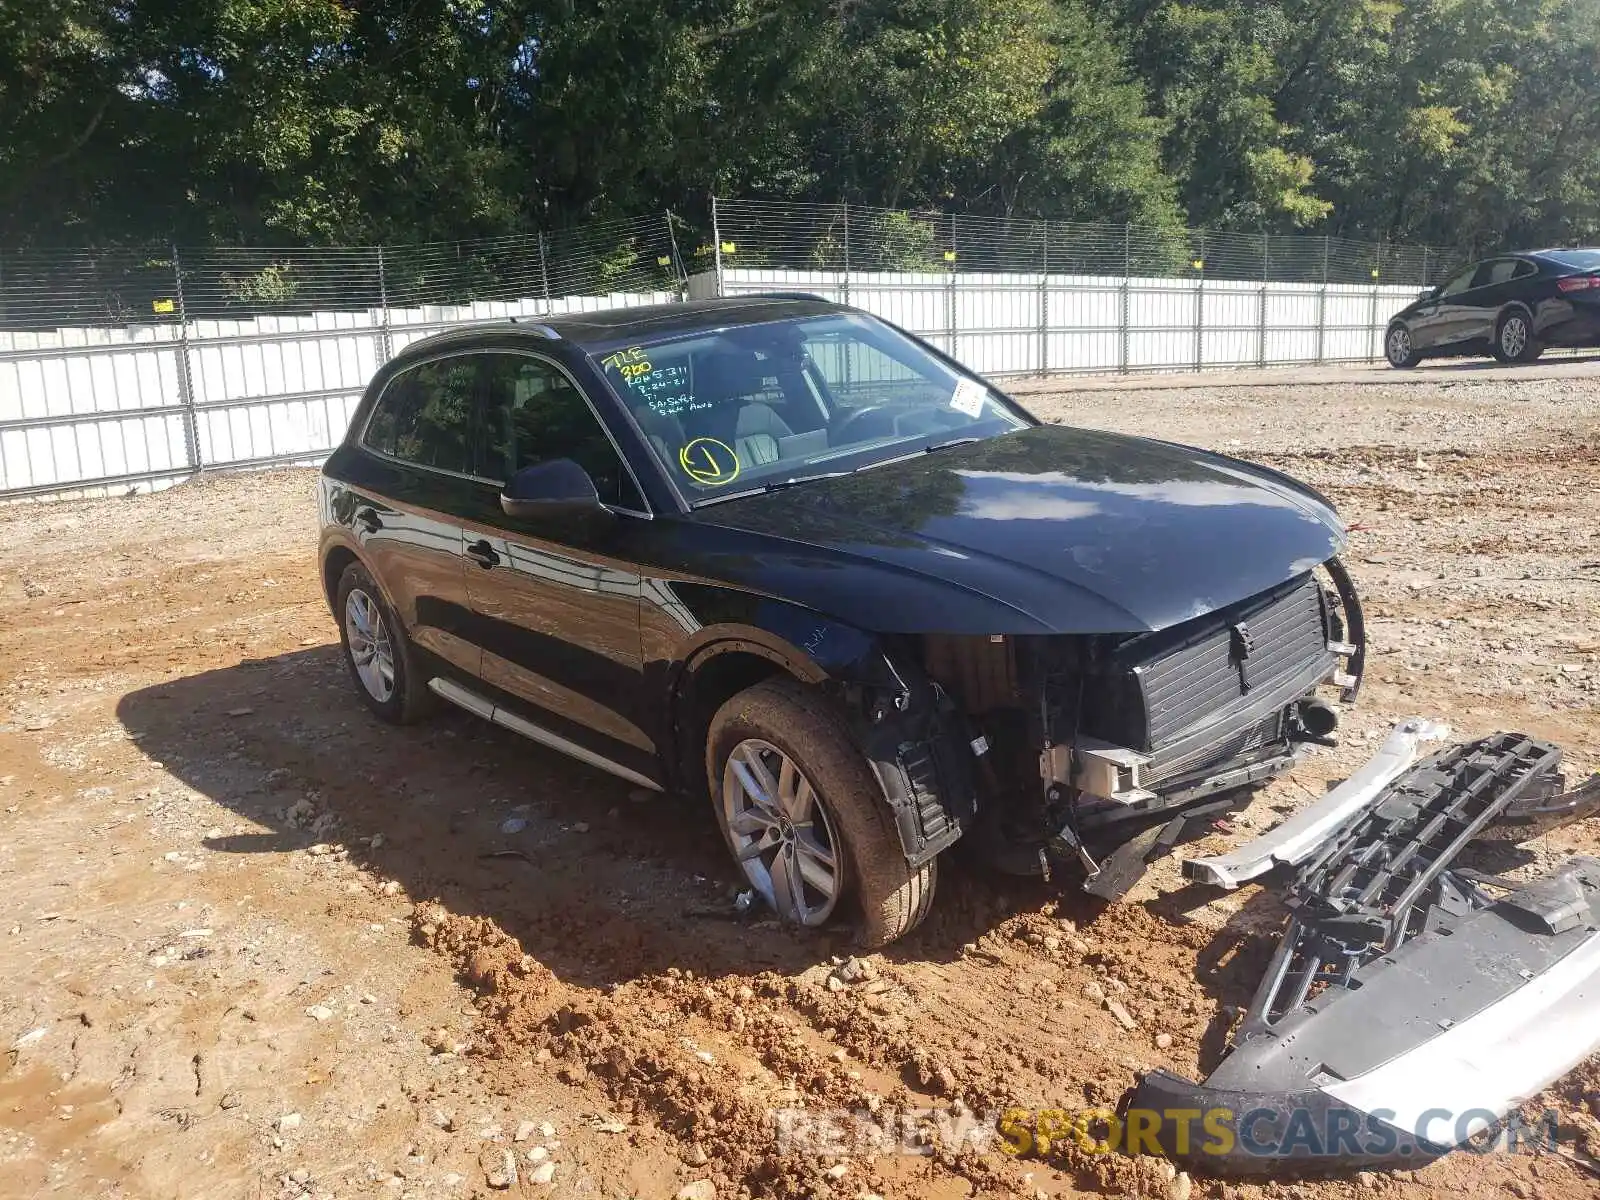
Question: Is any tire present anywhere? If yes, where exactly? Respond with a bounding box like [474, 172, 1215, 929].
[1494, 311, 1543, 363]
[334, 561, 435, 725]
[1384, 324, 1420, 368]
[706, 678, 937, 947]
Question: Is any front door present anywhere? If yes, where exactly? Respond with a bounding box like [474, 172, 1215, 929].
[1412, 263, 1478, 350]
[459, 351, 659, 786]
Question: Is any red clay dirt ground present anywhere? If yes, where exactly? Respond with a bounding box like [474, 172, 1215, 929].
[3, 358, 1600, 1200]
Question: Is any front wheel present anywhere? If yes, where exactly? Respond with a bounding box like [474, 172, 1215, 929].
[706, 678, 937, 947]
[1494, 311, 1543, 363]
[1385, 324, 1420, 368]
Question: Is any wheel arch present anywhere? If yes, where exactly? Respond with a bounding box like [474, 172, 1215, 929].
[320, 541, 363, 614]
[668, 613, 976, 868]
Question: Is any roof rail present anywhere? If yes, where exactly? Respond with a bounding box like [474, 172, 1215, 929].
[507, 318, 562, 339]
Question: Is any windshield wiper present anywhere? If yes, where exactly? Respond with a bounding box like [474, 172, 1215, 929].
[691, 470, 852, 507]
[691, 438, 983, 508]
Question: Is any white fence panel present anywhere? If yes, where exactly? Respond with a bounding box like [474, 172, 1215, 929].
[720, 269, 1420, 377]
[0, 286, 680, 499]
[2, 267, 1428, 500]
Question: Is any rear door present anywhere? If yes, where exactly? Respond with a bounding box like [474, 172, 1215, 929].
[343, 355, 484, 679]
[458, 351, 659, 786]
[1458, 258, 1525, 345]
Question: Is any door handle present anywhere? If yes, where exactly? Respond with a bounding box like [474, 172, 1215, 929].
[465, 539, 501, 569]
[354, 507, 382, 534]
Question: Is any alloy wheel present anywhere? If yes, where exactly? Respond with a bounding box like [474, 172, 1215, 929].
[1386, 327, 1412, 366]
[722, 738, 842, 925]
[344, 587, 396, 703]
[1501, 316, 1529, 359]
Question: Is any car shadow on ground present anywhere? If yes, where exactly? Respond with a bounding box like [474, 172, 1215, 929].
[115, 647, 1053, 990]
[1416, 351, 1600, 372]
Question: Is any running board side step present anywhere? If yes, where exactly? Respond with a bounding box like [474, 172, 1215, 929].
[1132, 730, 1600, 1174]
[427, 677, 663, 792]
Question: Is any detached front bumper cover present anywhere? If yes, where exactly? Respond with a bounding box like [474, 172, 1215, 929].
[1133, 727, 1600, 1174]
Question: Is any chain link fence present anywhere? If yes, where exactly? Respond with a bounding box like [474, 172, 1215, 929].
[2, 201, 1455, 500]
[0, 216, 689, 498]
[709, 199, 1447, 378]
[709, 200, 1443, 286]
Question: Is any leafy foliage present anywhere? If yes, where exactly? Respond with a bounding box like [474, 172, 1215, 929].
[4, 0, 1600, 255]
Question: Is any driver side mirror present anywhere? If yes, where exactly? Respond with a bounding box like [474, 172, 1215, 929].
[500, 458, 609, 524]
[1419, 286, 1439, 302]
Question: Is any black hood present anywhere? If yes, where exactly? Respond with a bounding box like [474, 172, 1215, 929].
[687, 424, 1345, 635]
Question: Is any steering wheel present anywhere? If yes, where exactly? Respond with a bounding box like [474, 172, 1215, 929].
[829, 403, 902, 446]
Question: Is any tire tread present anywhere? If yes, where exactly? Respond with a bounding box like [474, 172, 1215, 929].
[706, 678, 936, 947]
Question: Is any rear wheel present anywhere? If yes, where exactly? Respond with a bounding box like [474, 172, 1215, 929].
[335, 562, 435, 724]
[707, 678, 936, 946]
[1384, 324, 1420, 368]
[1494, 311, 1543, 363]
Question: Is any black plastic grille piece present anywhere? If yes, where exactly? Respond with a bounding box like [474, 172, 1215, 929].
[1090, 573, 1332, 752]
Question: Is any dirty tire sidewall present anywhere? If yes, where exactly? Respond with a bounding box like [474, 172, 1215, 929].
[707, 678, 936, 948]
[335, 561, 434, 726]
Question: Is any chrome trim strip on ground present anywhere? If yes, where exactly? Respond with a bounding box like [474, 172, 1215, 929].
[427, 676, 664, 791]
[1183, 715, 1450, 888]
[1323, 929, 1600, 1142]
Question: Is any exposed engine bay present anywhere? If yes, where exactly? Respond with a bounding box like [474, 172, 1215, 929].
[913, 558, 1366, 896]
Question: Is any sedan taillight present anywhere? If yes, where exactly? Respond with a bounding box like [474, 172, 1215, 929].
[1556, 274, 1600, 292]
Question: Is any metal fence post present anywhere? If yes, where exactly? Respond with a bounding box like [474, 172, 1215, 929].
[1315, 235, 1329, 364]
[375, 245, 393, 364]
[1037, 221, 1049, 375]
[841, 201, 851, 306]
[1194, 230, 1206, 371]
[1368, 241, 1381, 362]
[1258, 232, 1270, 368]
[711, 195, 725, 297]
[946, 213, 957, 357]
[1120, 223, 1132, 373]
[664, 211, 688, 299]
[170, 246, 202, 473]
[538, 232, 553, 314]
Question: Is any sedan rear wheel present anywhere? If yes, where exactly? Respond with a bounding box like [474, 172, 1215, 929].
[707, 678, 937, 946]
[1385, 324, 1419, 368]
[1494, 311, 1542, 363]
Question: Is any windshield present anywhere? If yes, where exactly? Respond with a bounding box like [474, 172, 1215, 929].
[590, 313, 1030, 503]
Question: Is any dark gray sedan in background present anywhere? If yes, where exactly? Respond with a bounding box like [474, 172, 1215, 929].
[1384, 247, 1600, 367]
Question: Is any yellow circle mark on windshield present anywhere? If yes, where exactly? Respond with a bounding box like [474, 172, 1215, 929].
[679, 437, 741, 486]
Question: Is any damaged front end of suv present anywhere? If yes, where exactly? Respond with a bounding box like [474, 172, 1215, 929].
[905, 556, 1366, 897]
[694, 422, 1369, 902]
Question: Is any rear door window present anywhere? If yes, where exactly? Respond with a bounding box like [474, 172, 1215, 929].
[363, 357, 480, 476]
[1483, 259, 1521, 286]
